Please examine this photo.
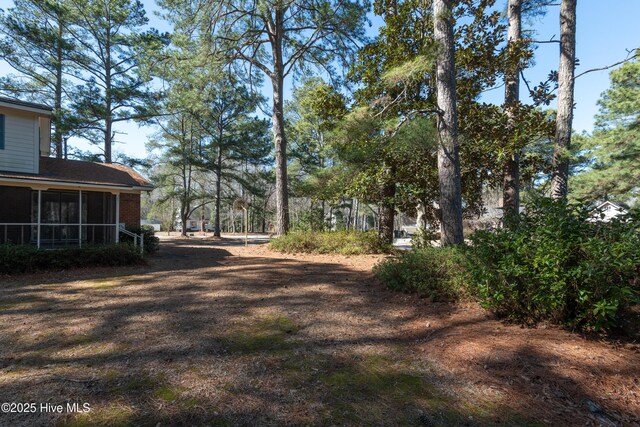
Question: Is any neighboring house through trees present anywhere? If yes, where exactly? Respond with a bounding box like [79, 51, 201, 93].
[590, 201, 628, 222]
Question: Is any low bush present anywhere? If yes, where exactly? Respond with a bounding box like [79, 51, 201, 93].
[0, 244, 144, 275]
[373, 246, 469, 301]
[270, 230, 391, 255]
[375, 198, 640, 333]
[466, 198, 640, 331]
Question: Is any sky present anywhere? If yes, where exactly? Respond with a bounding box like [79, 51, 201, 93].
[0, 0, 638, 160]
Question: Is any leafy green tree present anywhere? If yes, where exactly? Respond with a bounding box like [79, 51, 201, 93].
[571, 58, 640, 205]
[344, 0, 506, 243]
[0, 0, 77, 157]
[287, 78, 346, 174]
[158, 0, 370, 235]
[286, 78, 347, 220]
[67, 0, 165, 163]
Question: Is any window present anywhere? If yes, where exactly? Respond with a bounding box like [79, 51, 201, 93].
[0, 114, 5, 149]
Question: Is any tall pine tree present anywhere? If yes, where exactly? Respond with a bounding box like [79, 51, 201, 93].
[551, 0, 577, 199]
[67, 0, 163, 163]
[0, 0, 77, 157]
[571, 57, 640, 205]
[159, 0, 369, 235]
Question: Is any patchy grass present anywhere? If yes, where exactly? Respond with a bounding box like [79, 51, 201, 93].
[223, 314, 299, 353]
[318, 355, 446, 425]
[79, 277, 123, 289]
[60, 403, 134, 427]
[2, 238, 636, 426]
[55, 340, 124, 359]
[277, 353, 544, 426]
[0, 295, 45, 311]
[153, 385, 181, 402]
[109, 374, 162, 396]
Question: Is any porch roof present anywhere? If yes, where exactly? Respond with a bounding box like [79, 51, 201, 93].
[0, 157, 153, 191]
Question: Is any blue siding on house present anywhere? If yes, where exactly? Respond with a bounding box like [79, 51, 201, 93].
[0, 110, 39, 173]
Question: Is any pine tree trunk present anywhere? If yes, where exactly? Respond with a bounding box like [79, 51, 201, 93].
[377, 0, 398, 245]
[214, 145, 223, 238]
[378, 179, 396, 245]
[433, 0, 464, 245]
[551, 0, 577, 199]
[346, 199, 353, 230]
[53, 23, 64, 159]
[180, 206, 188, 237]
[272, 76, 289, 235]
[502, 0, 522, 216]
[353, 198, 359, 231]
[104, 31, 113, 164]
[271, 8, 290, 236]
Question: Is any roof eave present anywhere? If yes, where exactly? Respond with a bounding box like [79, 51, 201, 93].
[0, 176, 152, 192]
[0, 100, 52, 116]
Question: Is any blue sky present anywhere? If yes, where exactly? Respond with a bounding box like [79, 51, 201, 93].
[0, 0, 638, 159]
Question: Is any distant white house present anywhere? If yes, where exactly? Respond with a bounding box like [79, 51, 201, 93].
[590, 201, 628, 222]
[140, 220, 161, 232]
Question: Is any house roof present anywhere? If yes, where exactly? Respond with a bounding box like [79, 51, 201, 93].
[0, 157, 153, 190]
[594, 201, 629, 212]
[0, 97, 52, 115]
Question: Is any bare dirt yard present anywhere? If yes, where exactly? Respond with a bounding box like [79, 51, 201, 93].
[0, 237, 638, 426]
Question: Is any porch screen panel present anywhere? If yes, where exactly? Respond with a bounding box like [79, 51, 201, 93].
[0, 186, 31, 244]
[32, 190, 87, 245]
[85, 191, 116, 244]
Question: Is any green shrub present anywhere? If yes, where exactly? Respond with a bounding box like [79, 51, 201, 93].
[120, 226, 160, 254]
[373, 246, 469, 301]
[467, 197, 640, 331]
[270, 230, 391, 255]
[0, 244, 144, 275]
[291, 208, 326, 232]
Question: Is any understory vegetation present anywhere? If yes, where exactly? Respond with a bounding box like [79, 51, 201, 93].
[270, 230, 392, 255]
[373, 247, 470, 302]
[0, 244, 145, 275]
[375, 198, 640, 332]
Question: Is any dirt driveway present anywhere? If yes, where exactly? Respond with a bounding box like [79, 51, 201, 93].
[0, 237, 638, 426]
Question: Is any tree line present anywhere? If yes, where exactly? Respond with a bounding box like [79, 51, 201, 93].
[0, 0, 165, 163]
[1, 0, 637, 241]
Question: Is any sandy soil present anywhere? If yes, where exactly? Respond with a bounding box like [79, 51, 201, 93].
[0, 236, 638, 426]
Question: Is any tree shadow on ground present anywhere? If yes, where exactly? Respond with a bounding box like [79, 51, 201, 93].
[0, 238, 638, 426]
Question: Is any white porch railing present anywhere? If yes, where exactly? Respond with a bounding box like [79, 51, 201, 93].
[119, 227, 144, 254]
[0, 223, 125, 249]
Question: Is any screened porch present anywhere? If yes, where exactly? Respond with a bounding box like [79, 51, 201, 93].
[0, 186, 122, 248]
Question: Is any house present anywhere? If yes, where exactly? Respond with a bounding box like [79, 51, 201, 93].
[0, 97, 152, 248]
[140, 220, 162, 232]
[175, 205, 215, 232]
[590, 201, 629, 222]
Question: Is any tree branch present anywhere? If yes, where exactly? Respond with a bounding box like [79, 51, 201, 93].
[574, 50, 639, 80]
